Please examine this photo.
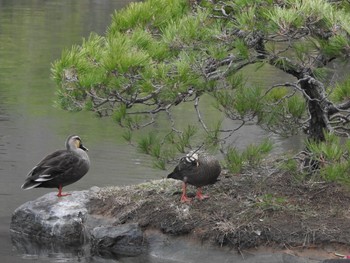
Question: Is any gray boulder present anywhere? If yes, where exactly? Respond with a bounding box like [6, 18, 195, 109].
[91, 224, 145, 257]
[10, 189, 145, 257]
[11, 190, 90, 245]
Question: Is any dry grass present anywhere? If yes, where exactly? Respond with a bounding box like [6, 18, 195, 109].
[88, 159, 350, 250]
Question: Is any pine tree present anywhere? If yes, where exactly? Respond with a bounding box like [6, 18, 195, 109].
[52, 0, 350, 174]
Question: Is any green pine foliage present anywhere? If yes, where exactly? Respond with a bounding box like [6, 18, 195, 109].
[52, 0, 350, 172]
[234, 85, 263, 116]
[225, 147, 244, 174]
[244, 139, 273, 167]
[108, 0, 188, 33]
[306, 132, 350, 184]
[265, 4, 304, 32]
[257, 86, 306, 135]
[51, 0, 228, 117]
[330, 77, 350, 102]
[137, 132, 160, 155]
[287, 95, 305, 119]
[224, 139, 273, 174]
[175, 125, 197, 153]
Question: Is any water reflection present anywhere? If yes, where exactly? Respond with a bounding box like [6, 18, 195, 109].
[11, 232, 170, 263]
[11, 234, 88, 262]
[11, 229, 246, 263]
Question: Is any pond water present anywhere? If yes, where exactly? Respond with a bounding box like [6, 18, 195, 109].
[0, 1, 305, 262]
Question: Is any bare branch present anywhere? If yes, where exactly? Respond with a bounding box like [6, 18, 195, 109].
[194, 96, 210, 134]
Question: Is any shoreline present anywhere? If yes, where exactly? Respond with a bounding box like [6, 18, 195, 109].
[10, 159, 350, 262]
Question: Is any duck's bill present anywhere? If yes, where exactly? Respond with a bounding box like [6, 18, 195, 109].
[80, 144, 88, 151]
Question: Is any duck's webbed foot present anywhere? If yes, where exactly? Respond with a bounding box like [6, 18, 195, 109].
[196, 188, 209, 200]
[180, 194, 192, 203]
[57, 185, 71, 197]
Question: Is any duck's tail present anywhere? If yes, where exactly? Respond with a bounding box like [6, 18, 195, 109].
[21, 180, 41, 190]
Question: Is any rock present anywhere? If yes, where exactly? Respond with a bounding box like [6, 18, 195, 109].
[10, 189, 147, 258]
[10, 191, 90, 245]
[91, 223, 146, 257]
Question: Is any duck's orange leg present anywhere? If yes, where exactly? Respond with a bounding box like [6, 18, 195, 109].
[196, 187, 209, 200]
[180, 182, 192, 203]
[57, 185, 71, 197]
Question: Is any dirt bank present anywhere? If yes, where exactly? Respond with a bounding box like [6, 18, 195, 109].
[89, 158, 350, 257]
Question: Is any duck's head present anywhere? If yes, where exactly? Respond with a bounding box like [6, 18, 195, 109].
[66, 135, 88, 152]
[185, 152, 198, 165]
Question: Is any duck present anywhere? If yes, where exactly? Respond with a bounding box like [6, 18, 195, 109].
[21, 135, 90, 197]
[167, 152, 221, 203]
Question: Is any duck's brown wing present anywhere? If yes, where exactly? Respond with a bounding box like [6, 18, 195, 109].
[22, 150, 79, 189]
[181, 156, 221, 187]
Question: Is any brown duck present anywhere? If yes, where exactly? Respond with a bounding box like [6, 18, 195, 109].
[21, 135, 90, 197]
[167, 152, 221, 203]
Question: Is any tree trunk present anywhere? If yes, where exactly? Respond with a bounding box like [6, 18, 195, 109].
[306, 100, 326, 142]
[299, 77, 331, 172]
[299, 77, 331, 142]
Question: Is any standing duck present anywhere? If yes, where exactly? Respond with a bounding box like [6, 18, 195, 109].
[21, 135, 90, 197]
[167, 152, 221, 203]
